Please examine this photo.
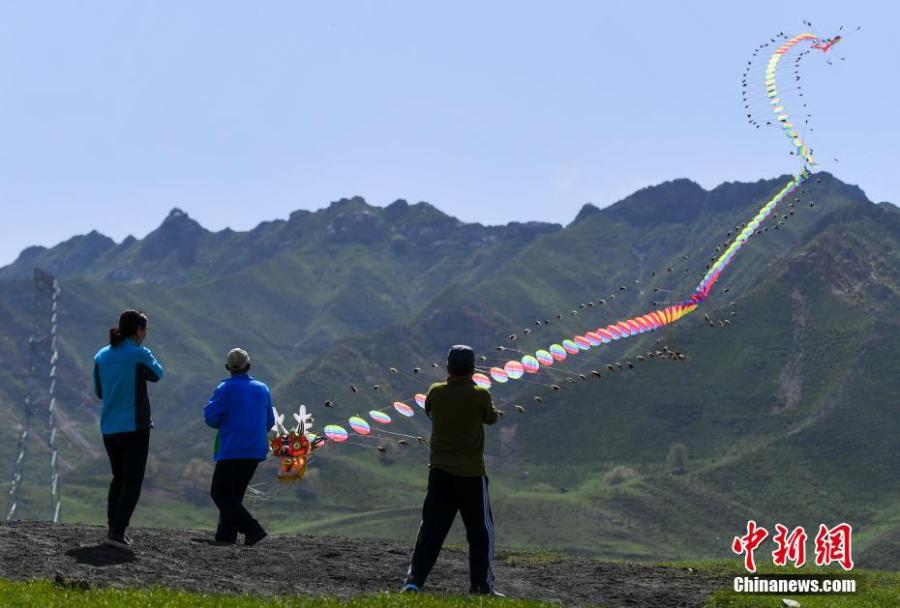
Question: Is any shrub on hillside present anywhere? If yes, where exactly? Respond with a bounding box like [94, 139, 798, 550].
[604, 465, 638, 485]
[668, 442, 689, 475]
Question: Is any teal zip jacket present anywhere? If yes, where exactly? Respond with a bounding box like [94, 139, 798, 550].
[93, 339, 164, 434]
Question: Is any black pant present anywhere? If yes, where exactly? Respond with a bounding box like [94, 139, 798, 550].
[210, 459, 264, 542]
[102, 429, 150, 537]
[405, 468, 495, 592]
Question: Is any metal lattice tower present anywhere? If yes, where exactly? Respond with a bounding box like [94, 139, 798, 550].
[5, 268, 62, 522]
[47, 273, 62, 522]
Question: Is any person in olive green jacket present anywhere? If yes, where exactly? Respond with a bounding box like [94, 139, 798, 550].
[402, 345, 503, 596]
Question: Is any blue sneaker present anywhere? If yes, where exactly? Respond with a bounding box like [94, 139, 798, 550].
[401, 583, 420, 593]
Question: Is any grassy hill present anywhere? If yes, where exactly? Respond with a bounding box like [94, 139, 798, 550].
[1, 173, 898, 568]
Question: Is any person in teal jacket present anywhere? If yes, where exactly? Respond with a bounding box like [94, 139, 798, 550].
[92, 309, 164, 550]
[203, 348, 274, 546]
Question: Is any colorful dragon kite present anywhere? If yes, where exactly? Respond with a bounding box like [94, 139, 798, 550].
[285, 31, 842, 466]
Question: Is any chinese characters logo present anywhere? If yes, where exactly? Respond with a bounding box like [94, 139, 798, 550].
[732, 521, 853, 572]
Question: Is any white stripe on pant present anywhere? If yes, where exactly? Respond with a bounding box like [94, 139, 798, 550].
[482, 475, 495, 589]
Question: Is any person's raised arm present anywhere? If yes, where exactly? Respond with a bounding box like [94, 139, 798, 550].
[139, 347, 164, 382]
[425, 387, 436, 420]
[482, 391, 500, 425]
[204, 383, 227, 429]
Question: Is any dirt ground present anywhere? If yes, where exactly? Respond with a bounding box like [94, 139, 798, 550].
[0, 521, 727, 607]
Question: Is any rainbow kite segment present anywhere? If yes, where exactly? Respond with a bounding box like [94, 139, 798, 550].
[472, 373, 492, 389]
[348, 416, 371, 435]
[369, 411, 392, 424]
[521, 355, 540, 374]
[393, 402, 415, 417]
[323, 424, 348, 443]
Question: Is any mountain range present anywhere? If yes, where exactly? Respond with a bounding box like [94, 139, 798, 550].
[1, 173, 898, 567]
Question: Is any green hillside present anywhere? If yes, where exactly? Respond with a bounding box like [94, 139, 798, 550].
[1, 173, 898, 568]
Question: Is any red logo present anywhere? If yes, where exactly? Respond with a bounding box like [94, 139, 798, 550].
[732, 520, 769, 573]
[772, 524, 808, 568]
[732, 522, 853, 572]
[814, 523, 854, 571]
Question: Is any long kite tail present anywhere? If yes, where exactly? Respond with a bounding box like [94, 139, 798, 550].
[320, 32, 834, 442]
[693, 32, 821, 303]
[455, 32, 832, 392]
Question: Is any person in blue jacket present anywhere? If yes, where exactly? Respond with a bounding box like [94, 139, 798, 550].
[203, 348, 274, 546]
[92, 309, 164, 550]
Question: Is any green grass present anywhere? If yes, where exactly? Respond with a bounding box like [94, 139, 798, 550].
[661, 561, 900, 608]
[4, 562, 900, 608]
[0, 581, 554, 608]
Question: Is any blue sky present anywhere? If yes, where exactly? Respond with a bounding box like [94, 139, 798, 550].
[0, 1, 895, 264]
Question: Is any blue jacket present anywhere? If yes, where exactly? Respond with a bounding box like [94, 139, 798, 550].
[93, 340, 164, 434]
[204, 374, 275, 462]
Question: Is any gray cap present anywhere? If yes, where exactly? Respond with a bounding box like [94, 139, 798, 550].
[225, 348, 250, 372]
[447, 344, 475, 374]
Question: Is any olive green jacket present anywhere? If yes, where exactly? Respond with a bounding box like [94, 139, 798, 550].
[425, 376, 499, 477]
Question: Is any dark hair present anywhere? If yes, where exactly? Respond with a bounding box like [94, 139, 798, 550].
[110, 310, 148, 346]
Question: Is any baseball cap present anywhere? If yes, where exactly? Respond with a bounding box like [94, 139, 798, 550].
[447, 344, 475, 375]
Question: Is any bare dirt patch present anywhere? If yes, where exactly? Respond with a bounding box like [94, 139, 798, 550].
[0, 521, 727, 607]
